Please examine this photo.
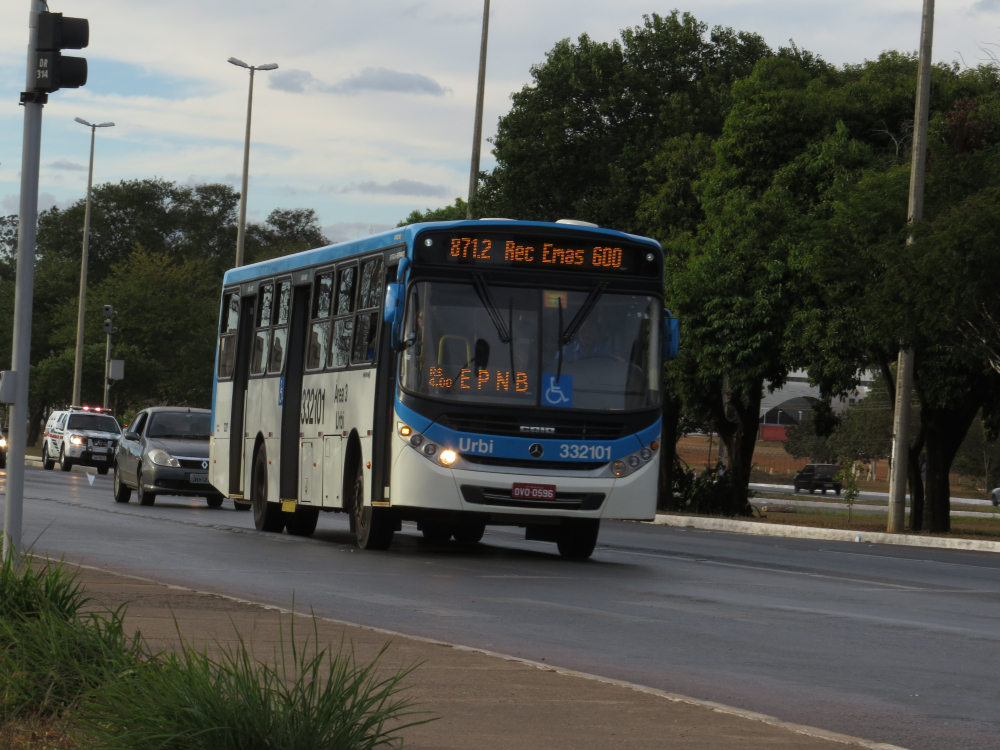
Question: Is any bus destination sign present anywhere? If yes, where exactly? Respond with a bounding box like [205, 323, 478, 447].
[415, 231, 659, 276]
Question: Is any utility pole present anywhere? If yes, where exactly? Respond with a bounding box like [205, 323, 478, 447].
[466, 0, 490, 218]
[4, 0, 46, 563]
[887, 0, 935, 534]
[71, 118, 114, 407]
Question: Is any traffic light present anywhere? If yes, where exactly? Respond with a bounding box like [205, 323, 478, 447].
[33, 12, 89, 93]
[102, 305, 118, 335]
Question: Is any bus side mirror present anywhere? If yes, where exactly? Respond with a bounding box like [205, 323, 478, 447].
[384, 283, 402, 324]
[663, 309, 679, 360]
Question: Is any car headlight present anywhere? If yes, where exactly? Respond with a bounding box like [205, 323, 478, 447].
[0, 436, 6, 448]
[69, 435, 84, 446]
[149, 448, 180, 467]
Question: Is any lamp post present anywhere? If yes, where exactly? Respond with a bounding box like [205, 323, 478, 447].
[71, 117, 114, 408]
[466, 0, 490, 218]
[228, 57, 278, 268]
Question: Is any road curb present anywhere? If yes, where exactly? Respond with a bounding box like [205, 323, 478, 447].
[60, 559, 907, 750]
[652, 514, 1000, 553]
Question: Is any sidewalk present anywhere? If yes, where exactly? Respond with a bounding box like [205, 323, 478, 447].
[67, 563, 901, 750]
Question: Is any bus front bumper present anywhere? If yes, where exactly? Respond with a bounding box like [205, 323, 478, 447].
[390, 445, 657, 520]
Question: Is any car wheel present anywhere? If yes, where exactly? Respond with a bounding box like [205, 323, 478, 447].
[286, 505, 320, 537]
[59, 447, 72, 472]
[113, 463, 132, 504]
[251, 445, 285, 533]
[351, 459, 393, 550]
[421, 522, 454, 543]
[557, 518, 600, 559]
[206, 494, 225, 509]
[137, 468, 157, 506]
[97, 466, 109, 476]
[454, 518, 486, 544]
[42, 444, 55, 471]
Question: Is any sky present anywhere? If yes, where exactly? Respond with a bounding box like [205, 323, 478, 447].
[1, 0, 998, 244]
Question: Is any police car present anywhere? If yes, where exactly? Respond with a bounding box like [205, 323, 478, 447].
[42, 406, 121, 475]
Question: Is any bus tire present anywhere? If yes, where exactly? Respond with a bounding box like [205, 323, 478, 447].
[286, 506, 319, 537]
[421, 523, 453, 543]
[42, 444, 55, 471]
[113, 462, 132, 504]
[252, 445, 285, 533]
[206, 494, 224, 509]
[557, 518, 600, 559]
[351, 460, 393, 550]
[454, 518, 486, 544]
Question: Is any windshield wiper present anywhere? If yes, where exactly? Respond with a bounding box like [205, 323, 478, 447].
[560, 282, 607, 348]
[472, 274, 511, 343]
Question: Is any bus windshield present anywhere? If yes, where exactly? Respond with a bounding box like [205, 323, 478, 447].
[399, 281, 661, 410]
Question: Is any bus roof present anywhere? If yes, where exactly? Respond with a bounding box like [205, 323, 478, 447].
[221, 219, 662, 287]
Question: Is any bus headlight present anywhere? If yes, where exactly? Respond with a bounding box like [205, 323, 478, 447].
[409, 434, 424, 447]
[640, 447, 652, 461]
[423, 443, 437, 457]
[0, 436, 6, 448]
[398, 424, 412, 437]
[611, 460, 627, 477]
[439, 450, 457, 466]
[149, 449, 180, 468]
[70, 435, 84, 446]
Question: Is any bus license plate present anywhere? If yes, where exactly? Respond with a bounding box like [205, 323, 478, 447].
[190, 473, 209, 484]
[512, 483, 556, 500]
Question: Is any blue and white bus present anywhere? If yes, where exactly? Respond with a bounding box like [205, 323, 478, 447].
[209, 220, 678, 558]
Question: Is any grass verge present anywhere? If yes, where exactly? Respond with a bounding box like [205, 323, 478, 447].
[0, 557, 428, 749]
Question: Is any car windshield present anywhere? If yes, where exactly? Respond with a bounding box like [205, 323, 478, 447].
[399, 281, 661, 410]
[146, 412, 211, 439]
[66, 414, 121, 433]
[816, 465, 839, 474]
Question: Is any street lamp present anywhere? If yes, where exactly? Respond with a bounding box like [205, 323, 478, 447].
[466, 0, 490, 218]
[71, 117, 114, 408]
[228, 57, 278, 268]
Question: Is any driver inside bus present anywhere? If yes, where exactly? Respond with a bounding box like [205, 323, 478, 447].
[562, 319, 616, 361]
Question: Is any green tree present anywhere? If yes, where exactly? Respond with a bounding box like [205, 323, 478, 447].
[475, 12, 771, 230]
[398, 198, 469, 226]
[785, 412, 838, 463]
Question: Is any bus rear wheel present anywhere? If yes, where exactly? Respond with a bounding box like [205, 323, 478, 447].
[351, 460, 393, 550]
[252, 446, 285, 533]
[286, 506, 319, 537]
[557, 519, 600, 559]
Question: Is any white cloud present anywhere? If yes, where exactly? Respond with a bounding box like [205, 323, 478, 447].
[322, 221, 396, 243]
[48, 160, 87, 171]
[270, 67, 450, 96]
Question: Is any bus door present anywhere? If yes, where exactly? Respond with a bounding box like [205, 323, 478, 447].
[280, 282, 311, 502]
[228, 289, 256, 497]
[371, 261, 399, 506]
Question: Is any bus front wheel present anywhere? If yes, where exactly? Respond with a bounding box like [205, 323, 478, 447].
[252, 446, 285, 533]
[557, 519, 600, 559]
[351, 460, 393, 550]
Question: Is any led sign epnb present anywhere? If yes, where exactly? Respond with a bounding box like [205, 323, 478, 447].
[416, 231, 659, 276]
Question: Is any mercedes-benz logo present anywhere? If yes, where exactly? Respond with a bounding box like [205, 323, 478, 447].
[201, 461, 208, 470]
[528, 443, 544, 458]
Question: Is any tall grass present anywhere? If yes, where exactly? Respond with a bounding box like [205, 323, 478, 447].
[0, 606, 147, 720]
[0, 554, 89, 624]
[79, 617, 430, 750]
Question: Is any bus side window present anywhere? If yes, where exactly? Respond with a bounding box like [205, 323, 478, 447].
[306, 273, 333, 371]
[250, 283, 273, 376]
[217, 291, 240, 379]
[268, 280, 292, 374]
[328, 266, 356, 369]
[352, 257, 384, 364]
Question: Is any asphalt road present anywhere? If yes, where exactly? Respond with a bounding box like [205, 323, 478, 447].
[3, 465, 999, 750]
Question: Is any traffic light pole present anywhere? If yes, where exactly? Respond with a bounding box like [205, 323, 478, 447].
[4, 0, 47, 563]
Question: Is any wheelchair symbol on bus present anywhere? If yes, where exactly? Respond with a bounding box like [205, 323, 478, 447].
[542, 374, 573, 408]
